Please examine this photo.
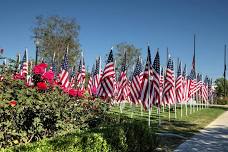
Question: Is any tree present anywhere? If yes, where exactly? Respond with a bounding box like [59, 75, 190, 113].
[114, 42, 141, 77]
[32, 15, 81, 69]
[214, 78, 228, 97]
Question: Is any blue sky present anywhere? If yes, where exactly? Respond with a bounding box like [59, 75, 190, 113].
[0, 0, 227, 80]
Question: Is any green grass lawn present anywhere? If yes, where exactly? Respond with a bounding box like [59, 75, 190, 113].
[1, 103, 227, 152]
[110, 103, 227, 150]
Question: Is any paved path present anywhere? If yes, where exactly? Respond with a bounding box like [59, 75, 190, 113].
[174, 111, 228, 152]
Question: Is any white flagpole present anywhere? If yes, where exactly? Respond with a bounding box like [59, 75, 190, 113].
[53, 52, 56, 62]
[180, 61, 183, 118]
[174, 59, 177, 119]
[168, 103, 171, 121]
[148, 44, 151, 127]
[190, 96, 192, 114]
[140, 57, 143, 117]
[131, 65, 135, 118]
[158, 106, 161, 125]
[185, 102, 188, 116]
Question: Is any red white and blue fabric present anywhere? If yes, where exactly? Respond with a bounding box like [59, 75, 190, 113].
[20, 49, 28, 77]
[162, 58, 175, 105]
[76, 57, 86, 91]
[129, 57, 142, 104]
[202, 77, 208, 102]
[175, 62, 183, 103]
[187, 69, 197, 98]
[97, 49, 115, 98]
[159, 68, 164, 105]
[117, 52, 129, 102]
[87, 64, 95, 95]
[151, 51, 160, 106]
[182, 65, 189, 102]
[93, 57, 102, 94]
[59, 51, 70, 89]
[140, 46, 153, 110]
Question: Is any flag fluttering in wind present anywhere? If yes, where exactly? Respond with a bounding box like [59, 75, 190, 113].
[15, 53, 20, 72]
[88, 64, 95, 95]
[129, 56, 142, 104]
[20, 49, 28, 77]
[76, 53, 86, 91]
[159, 67, 164, 104]
[182, 64, 189, 102]
[162, 57, 175, 105]
[187, 68, 197, 98]
[202, 76, 209, 102]
[117, 51, 129, 102]
[93, 57, 102, 91]
[59, 51, 70, 89]
[140, 46, 153, 109]
[175, 61, 183, 103]
[151, 50, 160, 106]
[97, 49, 115, 99]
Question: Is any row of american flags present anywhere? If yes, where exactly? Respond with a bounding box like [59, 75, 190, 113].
[1, 46, 213, 110]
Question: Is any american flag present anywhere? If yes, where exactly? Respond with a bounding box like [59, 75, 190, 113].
[88, 64, 95, 95]
[69, 66, 76, 88]
[208, 78, 213, 101]
[182, 64, 189, 102]
[14, 53, 20, 72]
[97, 49, 115, 98]
[117, 51, 129, 102]
[187, 69, 197, 98]
[159, 67, 164, 105]
[26, 60, 34, 86]
[129, 57, 142, 104]
[175, 62, 183, 103]
[140, 46, 153, 109]
[20, 49, 28, 77]
[59, 51, 70, 88]
[202, 76, 208, 102]
[151, 50, 160, 106]
[162, 57, 175, 105]
[196, 73, 203, 94]
[93, 57, 102, 90]
[76, 55, 86, 91]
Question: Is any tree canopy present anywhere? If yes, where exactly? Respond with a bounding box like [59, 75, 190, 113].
[32, 15, 81, 69]
[114, 42, 141, 77]
[214, 77, 228, 97]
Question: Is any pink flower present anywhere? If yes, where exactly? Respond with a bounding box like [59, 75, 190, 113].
[37, 82, 48, 90]
[77, 90, 84, 97]
[68, 89, 78, 96]
[9, 100, 17, 107]
[91, 86, 97, 95]
[33, 63, 48, 75]
[39, 63, 48, 69]
[42, 71, 54, 83]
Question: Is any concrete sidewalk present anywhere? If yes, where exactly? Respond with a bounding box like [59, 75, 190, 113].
[174, 111, 228, 152]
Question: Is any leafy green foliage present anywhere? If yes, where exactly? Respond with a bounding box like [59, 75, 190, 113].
[215, 98, 228, 105]
[0, 75, 109, 148]
[33, 15, 81, 68]
[214, 77, 228, 97]
[114, 42, 141, 76]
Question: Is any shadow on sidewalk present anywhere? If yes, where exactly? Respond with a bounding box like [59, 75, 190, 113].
[174, 125, 228, 152]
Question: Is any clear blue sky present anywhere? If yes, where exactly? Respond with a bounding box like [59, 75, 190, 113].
[0, 0, 227, 80]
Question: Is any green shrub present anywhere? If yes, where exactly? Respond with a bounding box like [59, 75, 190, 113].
[3, 131, 110, 152]
[216, 98, 228, 105]
[0, 75, 109, 148]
